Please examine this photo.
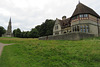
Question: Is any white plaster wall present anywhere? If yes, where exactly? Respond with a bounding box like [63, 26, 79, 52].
[53, 19, 62, 35]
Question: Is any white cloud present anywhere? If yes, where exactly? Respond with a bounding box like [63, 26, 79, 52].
[0, 0, 100, 31]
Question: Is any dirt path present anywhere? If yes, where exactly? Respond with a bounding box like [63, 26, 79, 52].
[0, 43, 12, 56]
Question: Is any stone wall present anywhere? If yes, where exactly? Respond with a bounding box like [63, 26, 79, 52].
[2, 33, 13, 37]
[39, 33, 94, 40]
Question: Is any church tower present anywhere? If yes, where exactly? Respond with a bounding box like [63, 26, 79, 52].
[2, 18, 13, 37]
[6, 18, 12, 35]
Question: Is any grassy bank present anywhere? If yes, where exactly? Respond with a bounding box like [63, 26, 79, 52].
[0, 37, 100, 67]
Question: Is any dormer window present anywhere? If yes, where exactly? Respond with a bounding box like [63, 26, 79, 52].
[72, 14, 89, 21]
[84, 14, 88, 17]
[80, 14, 84, 18]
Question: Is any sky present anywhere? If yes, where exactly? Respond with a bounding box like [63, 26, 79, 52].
[0, 0, 100, 31]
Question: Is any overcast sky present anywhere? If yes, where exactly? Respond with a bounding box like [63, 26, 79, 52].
[0, 0, 100, 31]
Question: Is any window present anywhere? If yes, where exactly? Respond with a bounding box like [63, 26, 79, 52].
[56, 26, 58, 29]
[86, 25, 89, 33]
[64, 32, 66, 33]
[72, 15, 79, 20]
[80, 26, 83, 32]
[83, 25, 86, 32]
[73, 27, 75, 32]
[76, 16, 78, 19]
[77, 26, 79, 31]
[55, 26, 58, 30]
[80, 14, 84, 18]
[84, 14, 88, 18]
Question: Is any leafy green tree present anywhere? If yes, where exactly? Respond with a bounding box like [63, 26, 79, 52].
[20, 31, 31, 38]
[30, 28, 39, 38]
[23, 32, 27, 38]
[0, 26, 6, 37]
[39, 19, 55, 36]
[35, 25, 41, 37]
[13, 29, 16, 37]
[27, 31, 31, 38]
[13, 28, 21, 37]
[12, 19, 55, 38]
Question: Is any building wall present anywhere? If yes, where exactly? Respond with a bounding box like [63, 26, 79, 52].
[53, 19, 62, 35]
[89, 24, 98, 36]
[61, 27, 71, 34]
[89, 14, 99, 23]
[71, 15, 100, 36]
[2, 34, 13, 37]
[53, 14, 100, 37]
[39, 33, 94, 40]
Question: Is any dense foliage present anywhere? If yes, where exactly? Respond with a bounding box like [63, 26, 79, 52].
[13, 19, 55, 38]
[0, 26, 6, 37]
[0, 37, 100, 67]
[13, 28, 21, 37]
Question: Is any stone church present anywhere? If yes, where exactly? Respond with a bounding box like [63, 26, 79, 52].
[53, 2, 100, 36]
[2, 18, 13, 37]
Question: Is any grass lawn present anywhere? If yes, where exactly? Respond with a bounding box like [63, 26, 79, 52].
[0, 37, 100, 67]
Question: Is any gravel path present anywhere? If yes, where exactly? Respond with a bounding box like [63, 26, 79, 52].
[0, 43, 12, 56]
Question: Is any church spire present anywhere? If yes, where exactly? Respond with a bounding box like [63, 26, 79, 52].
[7, 17, 12, 34]
[9, 17, 11, 25]
[2, 17, 13, 37]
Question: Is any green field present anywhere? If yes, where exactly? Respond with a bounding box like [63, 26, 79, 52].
[0, 37, 100, 67]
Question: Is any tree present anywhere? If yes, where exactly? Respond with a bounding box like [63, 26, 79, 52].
[30, 28, 39, 38]
[27, 31, 31, 38]
[13, 29, 16, 37]
[13, 28, 21, 37]
[0, 26, 6, 37]
[35, 25, 41, 37]
[39, 19, 55, 36]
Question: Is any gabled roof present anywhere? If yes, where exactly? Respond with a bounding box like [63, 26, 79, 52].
[58, 18, 71, 29]
[72, 2, 100, 18]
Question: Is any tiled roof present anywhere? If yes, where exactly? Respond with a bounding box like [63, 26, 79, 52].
[58, 18, 71, 29]
[72, 3, 100, 18]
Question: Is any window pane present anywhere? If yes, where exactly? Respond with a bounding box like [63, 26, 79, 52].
[77, 26, 79, 31]
[87, 29, 89, 32]
[73, 27, 74, 32]
[84, 14, 88, 17]
[83, 29, 85, 32]
[80, 14, 84, 18]
[80, 15, 82, 17]
[57, 26, 58, 29]
[80, 26, 82, 28]
[80, 25, 83, 32]
[86, 25, 89, 28]
[86, 25, 89, 33]
[81, 29, 82, 32]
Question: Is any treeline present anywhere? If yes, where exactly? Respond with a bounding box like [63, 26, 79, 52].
[13, 19, 55, 38]
[0, 26, 6, 37]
